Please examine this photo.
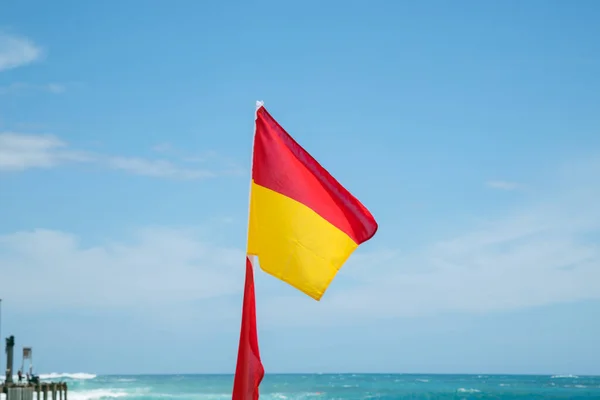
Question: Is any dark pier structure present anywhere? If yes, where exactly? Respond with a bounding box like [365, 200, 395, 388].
[0, 336, 67, 400]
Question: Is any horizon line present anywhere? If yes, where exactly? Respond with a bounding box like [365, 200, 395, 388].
[81, 372, 596, 377]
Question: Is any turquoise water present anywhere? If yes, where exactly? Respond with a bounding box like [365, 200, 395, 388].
[23, 373, 600, 399]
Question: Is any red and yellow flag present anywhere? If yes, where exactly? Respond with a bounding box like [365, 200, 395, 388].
[233, 103, 378, 400]
[247, 103, 378, 300]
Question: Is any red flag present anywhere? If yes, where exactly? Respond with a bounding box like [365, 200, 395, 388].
[232, 257, 265, 400]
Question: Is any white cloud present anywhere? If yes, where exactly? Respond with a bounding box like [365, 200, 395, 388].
[107, 156, 215, 180]
[0, 33, 70, 96]
[0, 132, 90, 170]
[150, 143, 246, 175]
[334, 214, 599, 316]
[255, 158, 600, 326]
[46, 83, 66, 93]
[0, 33, 42, 72]
[486, 180, 524, 191]
[2, 153, 599, 327]
[0, 227, 244, 311]
[6, 184, 598, 325]
[0, 82, 67, 95]
[0, 132, 239, 179]
[151, 143, 174, 153]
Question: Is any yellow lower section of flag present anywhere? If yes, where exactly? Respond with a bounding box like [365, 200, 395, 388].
[247, 182, 358, 300]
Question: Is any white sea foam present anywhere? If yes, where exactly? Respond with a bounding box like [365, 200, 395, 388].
[457, 388, 481, 393]
[0, 392, 352, 400]
[68, 389, 128, 400]
[416, 379, 429, 382]
[2, 389, 122, 400]
[551, 374, 579, 379]
[142, 394, 230, 399]
[1, 373, 95, 385]
[150, 394, 313, 400]
[39, 373, 97, 380]
[263, 393, 323, 399]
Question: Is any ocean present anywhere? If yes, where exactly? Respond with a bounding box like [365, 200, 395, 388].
[2, 373, 600, 400]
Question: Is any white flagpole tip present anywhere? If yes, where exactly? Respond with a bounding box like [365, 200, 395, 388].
[255, 100, 264, 109]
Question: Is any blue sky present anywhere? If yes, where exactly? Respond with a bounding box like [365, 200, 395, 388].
[1, 0, 600, 375]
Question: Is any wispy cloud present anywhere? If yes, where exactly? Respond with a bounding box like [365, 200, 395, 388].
[149, 141, 246, 177]
[255, 157, 600, 327]
[485, 180, 524, 191]
[0, 33, 42, 72]
[1, 157, 599, 326]
[151, 143, 174, 154]
[152, 142, 237, 166]
[0, 132, 242, 179]
[0, 227, 244, 311]
[107, 156, 215, 180]
[0, 132, 90, 170]
[0, 82, 67, 95]
[4, 129, 599, 327]
[0, 33, 67, 96]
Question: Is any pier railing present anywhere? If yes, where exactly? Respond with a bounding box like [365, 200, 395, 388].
[1, 382, 68, 400]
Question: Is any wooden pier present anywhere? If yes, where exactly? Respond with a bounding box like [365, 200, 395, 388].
[2, 335, 67, 400]
[0, 383, 67, 400]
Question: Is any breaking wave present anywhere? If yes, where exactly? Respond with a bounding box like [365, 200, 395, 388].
[68, 389, 127, 400]
[2, 373, 96, 383]
[39, 373, 97, 380]
[4, 374, 600, 399]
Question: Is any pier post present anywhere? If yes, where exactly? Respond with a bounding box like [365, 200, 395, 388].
[22, 386, 34, 400]
[58, 384, 63, 400]
[63, 384, 67, 400]
[51, 383, 56, 400]
[42, 384, 48, 400]
[36, 384, 41, 400]
[5, 336, 14, 384]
